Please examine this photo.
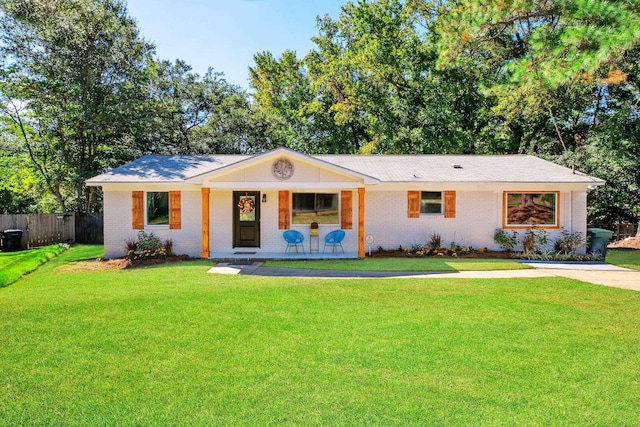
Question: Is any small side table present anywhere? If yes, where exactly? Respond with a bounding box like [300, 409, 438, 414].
[309, 233, 319, 254]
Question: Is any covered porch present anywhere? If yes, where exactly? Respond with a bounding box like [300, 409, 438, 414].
[209, 250, 359, 261]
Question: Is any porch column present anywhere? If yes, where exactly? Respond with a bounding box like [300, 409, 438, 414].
[358, 187, 365, 258]
[201, 188, 210, 258]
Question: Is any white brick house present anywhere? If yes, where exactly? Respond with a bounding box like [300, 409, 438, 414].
[87, 148, 604, 259]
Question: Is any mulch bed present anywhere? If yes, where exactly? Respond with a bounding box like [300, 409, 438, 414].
[608, 237, 640, 250]
[368, 250, 508, 259]
[56, 255, 191, 273]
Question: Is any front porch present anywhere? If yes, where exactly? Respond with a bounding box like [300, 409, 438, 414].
[209, 251, 359, 261]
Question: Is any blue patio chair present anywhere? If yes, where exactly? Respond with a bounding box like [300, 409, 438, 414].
[283, 230, 305, 255]
[323, 229, 345, 254]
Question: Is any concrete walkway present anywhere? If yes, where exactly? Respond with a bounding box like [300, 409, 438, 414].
[208, 261, 640, 291]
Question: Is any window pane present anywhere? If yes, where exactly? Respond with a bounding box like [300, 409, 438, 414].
[147, 192, 169, 225]
[506, 192, 557, 226]
[420, 191, 442, 214]
[238, 195, 256, 222]
[292, 193, 339, 224]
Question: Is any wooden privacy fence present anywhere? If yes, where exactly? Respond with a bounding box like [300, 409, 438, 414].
[588, 223, 638, 240]
[0, 213, 104, 248]
[0, 213, 75, 248]
[75, 213, 104, 244]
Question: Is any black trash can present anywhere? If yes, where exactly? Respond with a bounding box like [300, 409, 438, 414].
[1, 229, 23, 252]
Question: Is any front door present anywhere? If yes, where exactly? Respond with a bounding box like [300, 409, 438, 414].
[233, 191, 260, 248]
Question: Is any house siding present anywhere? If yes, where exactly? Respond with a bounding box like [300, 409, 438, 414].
[365, 190, 497, 250]
[364, 190, 586, 252]
[103, 189, 202, 259]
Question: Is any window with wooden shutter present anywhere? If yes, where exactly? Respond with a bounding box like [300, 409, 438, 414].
[132, 191, 144, 229]
[169, 191, 181, 229]
[341, 190, 353, 229]
[278, 190, 290, 230]
[407, 191, 420, 218]
[444, 191, 456, 218]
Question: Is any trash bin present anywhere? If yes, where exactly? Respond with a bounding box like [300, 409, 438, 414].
[1, 229, 23, 252]
[587, 228, 614, 257]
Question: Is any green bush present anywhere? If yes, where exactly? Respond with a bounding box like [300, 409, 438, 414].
[125, 231, 166, 261]
[553, 228, 585, 255]
[494, 229, 518, 251]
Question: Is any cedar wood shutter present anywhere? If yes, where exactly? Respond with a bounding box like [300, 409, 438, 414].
[169, 191, 182, 229]
[340, 190, 353, 229]
[444, 191, 456, 218]
[132, 191, 144, 229]
[278, 190, 290, 229]
[407, 191, 420, 218]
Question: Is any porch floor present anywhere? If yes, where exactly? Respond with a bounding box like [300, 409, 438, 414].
[209, 251, 359, 261]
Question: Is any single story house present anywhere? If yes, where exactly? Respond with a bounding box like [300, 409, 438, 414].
[87, 147, 605, 259]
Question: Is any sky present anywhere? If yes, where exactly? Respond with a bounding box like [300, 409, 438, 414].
[126, 0, 347, 90]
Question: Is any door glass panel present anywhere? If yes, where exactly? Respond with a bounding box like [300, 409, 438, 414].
[238, 195, 256, 222]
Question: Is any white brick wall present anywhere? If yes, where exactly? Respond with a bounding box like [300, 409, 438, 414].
[103, 186, 590, 258]
[364, 190, 586, 252]
[364, 190, 499, 250]
[103, 189, 202, 259]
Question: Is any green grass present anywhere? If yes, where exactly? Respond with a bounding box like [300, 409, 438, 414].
[607, 249, 640, 270]
[1, 246, 640, 425]
[264, 256, 531, 271]
[0, 244, 70, 287]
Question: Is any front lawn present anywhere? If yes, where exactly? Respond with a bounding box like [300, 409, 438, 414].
[607, 249, 640, 270]
[0, 244, 69, 287]
[263, 257, 530, 271]
[1, 246, 640, 425]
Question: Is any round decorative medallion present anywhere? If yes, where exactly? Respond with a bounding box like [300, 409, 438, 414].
[272, 158, 294, 180]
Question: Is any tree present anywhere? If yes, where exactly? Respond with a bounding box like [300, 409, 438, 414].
[435, 0, 640, 151]
[0, 0, 155, 212]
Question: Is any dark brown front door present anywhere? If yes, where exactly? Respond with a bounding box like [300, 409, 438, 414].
[233, 191, 260, 248]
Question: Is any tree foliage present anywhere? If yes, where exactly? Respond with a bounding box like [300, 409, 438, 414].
[0, 0, 155, 212]
[1, 0, 638, 224]
[0, 0, 262, 212]
[249, 0, 640, 223]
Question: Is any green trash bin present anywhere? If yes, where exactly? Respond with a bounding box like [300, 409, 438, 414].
[587, 228, 614, 257]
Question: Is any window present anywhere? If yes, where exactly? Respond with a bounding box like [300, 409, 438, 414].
[292, 193, 338, 224]
[421, 191, 442, 214]
[504, 191, 559, 228]
[147, 192, 169, 225]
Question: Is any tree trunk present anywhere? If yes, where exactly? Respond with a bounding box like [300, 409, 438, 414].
[521, 194, 535, 207]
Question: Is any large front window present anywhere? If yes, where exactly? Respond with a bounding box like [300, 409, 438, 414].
[147, 192, 169, 225]
[504, 191, 559, 228]
[292, 193, 339, 224]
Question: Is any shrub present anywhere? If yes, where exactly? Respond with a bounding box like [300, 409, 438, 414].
[411, 242, 425, 252]
[494, 229, 518, 252]
[522, 227, 548, 254]
[163, 239, 174, 257]
[137, 231, 163, 252]
[553, 228, 585, 255]
[124, 231, 166, 260]
[125, 238, 138, 252]
[427, 233, 442, 250]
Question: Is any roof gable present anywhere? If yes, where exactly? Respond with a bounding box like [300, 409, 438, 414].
[185, 147, 379, 184]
